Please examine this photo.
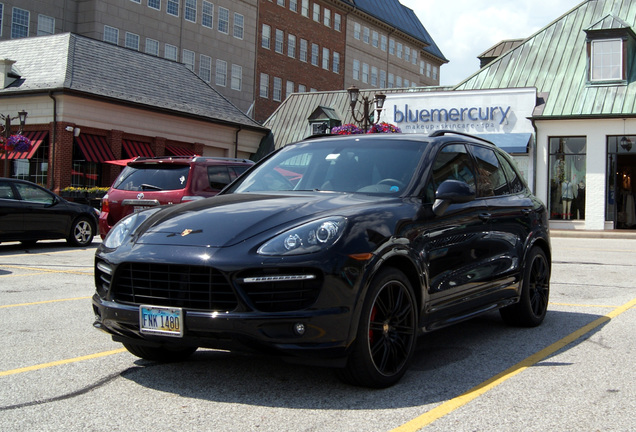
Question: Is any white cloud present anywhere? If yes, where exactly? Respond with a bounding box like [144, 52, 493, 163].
[400, 0, 582, 85]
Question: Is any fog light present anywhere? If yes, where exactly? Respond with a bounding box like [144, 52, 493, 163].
[293, 323, 306, 335]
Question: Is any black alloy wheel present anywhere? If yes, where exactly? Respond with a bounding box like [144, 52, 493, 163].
[338, 267, 417, 388]
[500, 246, 550, 327]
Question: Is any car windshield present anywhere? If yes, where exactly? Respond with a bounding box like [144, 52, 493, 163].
[112, 165, 190, 191]
[229, 137, 427, 195]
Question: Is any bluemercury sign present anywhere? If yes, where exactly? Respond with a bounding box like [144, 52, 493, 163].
[378, 88, 537, 135]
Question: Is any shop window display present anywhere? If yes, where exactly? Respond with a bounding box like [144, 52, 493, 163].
[548, 137, 586, 220]
[606, 135, 636, 229]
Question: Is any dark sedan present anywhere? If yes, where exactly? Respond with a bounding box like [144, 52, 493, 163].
[0, 178, 98, 247]
[92, 131, 551, 388]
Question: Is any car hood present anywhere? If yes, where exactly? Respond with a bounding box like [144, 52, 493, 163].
[135, 192, 390, 247]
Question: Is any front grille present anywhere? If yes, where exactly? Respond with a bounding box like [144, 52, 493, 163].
[112, 262, 238, 311]
[237, 269, 322, 312]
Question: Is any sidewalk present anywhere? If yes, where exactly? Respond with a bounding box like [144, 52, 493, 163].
[551, 229, 636, 239]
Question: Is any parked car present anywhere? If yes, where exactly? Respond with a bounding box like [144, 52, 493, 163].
[92, 131, 551, 388]
[0, 178, 98, 247]
[98, 156, 254, 238]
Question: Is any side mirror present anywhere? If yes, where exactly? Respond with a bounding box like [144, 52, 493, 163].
[432, 180, 476, 216]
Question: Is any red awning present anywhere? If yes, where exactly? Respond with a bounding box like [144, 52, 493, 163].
[122, 140, 154, 158]
[1, 131, 48, 160]
[165, 145, 198, 157]
[75, 134, 115, 162]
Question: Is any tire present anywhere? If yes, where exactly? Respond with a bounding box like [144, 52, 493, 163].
[66, 216, 94, 247]
[500, 247, 550, 327]
[122, 343, 197, 362]
[338, 268, 418, 388]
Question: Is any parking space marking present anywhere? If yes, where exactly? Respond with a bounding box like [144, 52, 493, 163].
[0, 248, 95, 258]
[550, 302, 619, 308]
[0, 348, 127, 377]
[392, 296, 636, 432]
[0, 265, 92, 276]
[0, 296, 91, 309]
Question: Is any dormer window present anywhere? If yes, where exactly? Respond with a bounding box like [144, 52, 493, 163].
[590, 38, 623, 82]
[585, 15, 636, 85]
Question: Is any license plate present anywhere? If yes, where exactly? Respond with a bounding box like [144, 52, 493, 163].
[140, 306, 184, 337]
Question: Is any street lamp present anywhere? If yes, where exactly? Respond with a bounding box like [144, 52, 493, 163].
[1, 110, 28, 177]
[346, 85, 386, 132]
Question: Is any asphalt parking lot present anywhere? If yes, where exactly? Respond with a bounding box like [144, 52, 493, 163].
[0, 235, 634, 431]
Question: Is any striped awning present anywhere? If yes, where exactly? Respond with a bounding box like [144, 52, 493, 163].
[1, 131, 48, 160]
[122, 139, 154, 158]
[165, 144, 197, 157]
[75, 134, 115, 162]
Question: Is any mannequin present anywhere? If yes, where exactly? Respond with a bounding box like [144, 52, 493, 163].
[561, 178, 574, 219]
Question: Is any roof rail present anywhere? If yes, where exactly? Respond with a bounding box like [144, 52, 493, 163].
[132, 155, 253, 163]
[429, 130, 494, 145]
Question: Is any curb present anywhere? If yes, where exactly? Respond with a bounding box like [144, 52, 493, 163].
[550, 229, 636, 239]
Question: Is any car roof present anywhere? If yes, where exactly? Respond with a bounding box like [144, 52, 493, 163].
[126, 156, 254, 166]
[301, 130, 498, 148]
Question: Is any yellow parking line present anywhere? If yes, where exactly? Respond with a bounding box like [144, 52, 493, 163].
[0, 348, 127, 377]
[392, 296, 636, 432]
[550, 302, 619, 308]
[0, 265, 92, 276]
[0, 248, 94, 258]
[0, 296, 91, 309]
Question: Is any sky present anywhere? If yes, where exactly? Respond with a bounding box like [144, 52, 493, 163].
[400, 0, 583, 86]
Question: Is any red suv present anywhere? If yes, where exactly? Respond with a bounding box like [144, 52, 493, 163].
[99, 156, 254, 238]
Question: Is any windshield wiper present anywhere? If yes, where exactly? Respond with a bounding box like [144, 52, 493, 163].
[140, 183, 162, 191]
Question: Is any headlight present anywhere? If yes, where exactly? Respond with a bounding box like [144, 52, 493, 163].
[102, 213, 138, 249]
[258, 217, 347, 256]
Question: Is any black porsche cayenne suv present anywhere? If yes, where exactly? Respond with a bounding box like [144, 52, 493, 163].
[92, 130, 551, 388]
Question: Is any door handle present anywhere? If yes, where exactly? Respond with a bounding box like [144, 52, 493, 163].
[479, 213, 492, 222]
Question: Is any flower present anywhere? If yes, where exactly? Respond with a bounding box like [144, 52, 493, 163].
[331, 123, 363, 135]
[367, 122, 402, 134]
[0, 134, 31, 154]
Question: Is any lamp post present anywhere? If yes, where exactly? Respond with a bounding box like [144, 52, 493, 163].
[346, 85, 386, 132]
[1, 110, 28, 177]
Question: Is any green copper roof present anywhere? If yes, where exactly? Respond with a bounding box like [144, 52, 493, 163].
[455, 0, 636, 118]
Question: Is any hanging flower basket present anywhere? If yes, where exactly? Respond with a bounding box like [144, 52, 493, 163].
[367, 122, 402, 134]
[331, 123, 363, 135]
[0, 134, 31, 154]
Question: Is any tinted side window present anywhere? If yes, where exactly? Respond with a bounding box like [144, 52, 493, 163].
[15, 183, 55, 204]
[0, 181, 16, 199]
[426, 144, 476, 202]
[471, 146, 509, 197]
[208, 166, 231, 190]
[497, 152, 526, 194]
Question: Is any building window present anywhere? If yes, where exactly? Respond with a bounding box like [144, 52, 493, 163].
[275, 29, 284, 54]
[231, 64, 242, 90]
[185, 0, 196, 22]
[125, 32, 140, 50]
[426, 62, 431, 77]
[324, 9, 331, 27]
[388, 72, 394, 87]
[334, 13, 341, 31]
[298, 84, 306, 93]
[146, 38, 159, 56]
[183, 49, 195, 70]
[549, 137, 586, 220]
[372, 31, 378, 48]
[380, 69, 386, 87]
[277, 0, 285, 6]
[288, 34, 296, 58]
[311, 43, 319, 66]
[353, 59, 360, 80]
[202, 1, 214, 28]
[262, 24, 271, 49]
[37, 15, 55, 36]
[290, 0, 298, 13]
[260, 73, 269, 98]
[148, 0, 161, 11]
[233, 13, 244, 39]
[215, 59, 227, 86]
[273, 77, 282, 101]
[332, 52, 340, 74]
[412, 50, 417, 65]
[165, 44, 178, 60]
[301, 0, 309, 17]
[433, 66, 438, 80]
[396, 76, 402, 87]
[0, 5, 3, 37]
[286, 80, 294, 98]
[199, 55, 212, 82]
[590, 38, 623, 82]
[371, 66, 378, 86]
[363, 27, 369, 44]
[397, 42, 403, 59]
[322, 47, 329, 70]
[381, 35, 387, 51]
[218, 7, 229, 34]
[362, 63, 369, 83]
[300, 39, 308, 62]
[405, 46, 410, 62]
[389, 38, 395, 55]
[354, 22, 360, 40]
[167, 0, 179, 17]
[130, 0, 141, 3]
[11, 8, 30, 38]
[104, 26, 119, 44]
[312, 4, 320, 22]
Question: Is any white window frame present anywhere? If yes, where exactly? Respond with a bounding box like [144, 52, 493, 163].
[312, 4, 320, 22]
[165, 43, 178, 61]
[167, 0, 179, 17]
[183, 49, 195, 70]
[148, 0, 161, 11]
[275, 29, 284, 54]
[217, 7, 229, 34]
[332, 52, 340, 74]
[185, 0, 196, 23]
[145, 38, 159, 56]
[323, 9, 331, 27]
[231, 64, 242, 90]
[288, 34, 296, 58]
[37, 15, 55, 36]
[103, 25, 119, 45]
[262, 24, 271, 49]
[301, 0, 309, 17]
[12, 8, 30, 38]
[202, 1, 214, 28]
[322, 47, 329, 70]
[215, 59, 227, 86]
[233, 13, 244, 39]
[260, 73, 269, 98]
[286, 80, 294, 98]
[125, 32, 140, 50]
[311, 43, 319, 66]
[300, 38, 308, 62]
[199, 54, 212, 82]
[353, 59, 360, 81]
[273, 77, 282, 102]
[590, 38, 623, 82]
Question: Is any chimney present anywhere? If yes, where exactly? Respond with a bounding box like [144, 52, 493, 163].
[0, 59, 18, 88]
